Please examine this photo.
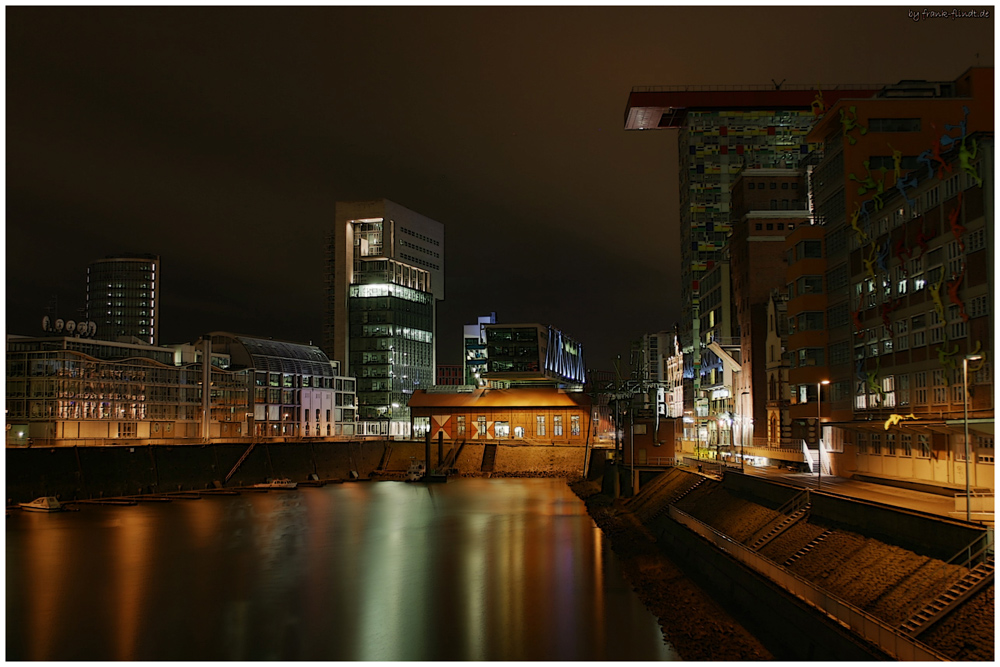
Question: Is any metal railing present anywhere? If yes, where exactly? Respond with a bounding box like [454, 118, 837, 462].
[630, 83, 885, 94]
[668, 506, 950, 661]
[646, 457, 675, 467]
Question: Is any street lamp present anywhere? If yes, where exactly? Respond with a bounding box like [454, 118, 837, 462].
[740, 390, 750, 473]
[963, 354, 982, 522]
[817, 380, 830, 491]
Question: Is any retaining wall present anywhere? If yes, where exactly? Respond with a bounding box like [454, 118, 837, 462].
[654, 514, 892, 661]
[5, 441, 589, 503]
[722, 471, 985, 560]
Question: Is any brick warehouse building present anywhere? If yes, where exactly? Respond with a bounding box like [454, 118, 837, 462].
[407, 386, 594, 444]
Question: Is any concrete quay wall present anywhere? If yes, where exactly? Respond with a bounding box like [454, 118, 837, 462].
[721, 471, 984, 561]
[5, 440, 589, 503]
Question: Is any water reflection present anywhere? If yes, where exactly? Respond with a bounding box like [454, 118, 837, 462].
[7, 479, 677, 661]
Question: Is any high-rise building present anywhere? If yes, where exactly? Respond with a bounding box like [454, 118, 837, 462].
[324, 200, 445, 431]
[464, 312, 496, 386]
[86, 253, 160, 345]
[624, 83, 879, 429]
[728, 167, 810, 452]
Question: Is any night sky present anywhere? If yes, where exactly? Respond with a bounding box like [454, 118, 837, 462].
[5, 6, 994, 369]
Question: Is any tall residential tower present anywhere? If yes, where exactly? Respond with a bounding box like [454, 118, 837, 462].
[86, 253, 160, 345]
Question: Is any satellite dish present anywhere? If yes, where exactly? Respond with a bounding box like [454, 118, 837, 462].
[54, 319, 64, 332]
[42, 316, 51, 331]
[65, 320, 76, 333]
[88, 322, 97, 336]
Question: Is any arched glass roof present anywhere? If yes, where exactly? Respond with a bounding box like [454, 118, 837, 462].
[209, 333, 337, 377]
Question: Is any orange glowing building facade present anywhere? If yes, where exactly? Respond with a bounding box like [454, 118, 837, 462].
[792, 67, 994, 494]
[408, 386, 593, 443]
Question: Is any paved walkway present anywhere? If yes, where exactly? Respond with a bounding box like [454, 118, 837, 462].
[741, 465, 993, 528]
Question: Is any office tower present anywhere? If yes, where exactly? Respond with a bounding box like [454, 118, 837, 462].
[324, 199, 445, 431]
[624, 83, 878, 421]
[86, 253, 160, 345]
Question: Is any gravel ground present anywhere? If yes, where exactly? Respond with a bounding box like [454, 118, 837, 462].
[570, 480, 772, 661]
[673, 484, 781, 543]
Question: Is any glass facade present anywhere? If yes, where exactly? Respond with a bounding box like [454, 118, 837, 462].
[348, 284, 434, 421]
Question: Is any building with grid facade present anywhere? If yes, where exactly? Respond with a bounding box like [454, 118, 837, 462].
[796, 68, 994, 492]
[624, 84, 879, 433]
[325, 200, 445, 434]
[86, 253, 159, 345]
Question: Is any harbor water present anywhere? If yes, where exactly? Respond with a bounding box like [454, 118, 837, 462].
[6, 478, 678, 660]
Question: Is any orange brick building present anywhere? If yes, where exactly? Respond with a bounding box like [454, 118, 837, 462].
[408, 387, 594, 443]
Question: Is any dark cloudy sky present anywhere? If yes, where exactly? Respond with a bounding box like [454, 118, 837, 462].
[5, 6, 994, 368]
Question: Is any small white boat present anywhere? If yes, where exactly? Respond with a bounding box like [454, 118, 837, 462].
[19, 496, 62, 512]
[405, 460, 426, 482]
[253, 478, 297, 489]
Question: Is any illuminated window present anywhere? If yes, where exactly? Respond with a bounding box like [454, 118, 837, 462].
[554, 415, 563, 437]
[536, 415, 546, 436]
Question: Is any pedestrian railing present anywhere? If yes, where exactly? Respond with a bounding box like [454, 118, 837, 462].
[668, 506, 950, 661]
[646, 457, 675, 467]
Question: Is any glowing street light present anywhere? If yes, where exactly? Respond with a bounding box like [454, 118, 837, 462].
[963, 354, 982, 521]
[817, 380, 830, 491]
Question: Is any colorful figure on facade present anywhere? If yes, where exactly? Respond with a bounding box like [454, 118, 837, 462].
[849, 160, 887, 209]
[941, 105, 969, 149]
[937, 338, 960, 382]
[851, 301, 865, 337]
[850, 202, 871, 246]
[876, 241, 891, 274]
[947, 267, 970, 323]
[884, 413, 918, 430]
[866, 361, 884, 404]
[958, 136, 983, 187]
[862, 244, 879, 282]
[947, 192, 965, 251]
[881, 299, 901, 335]
[811, 88, 826, 117]
[930, 269, 947, 322]
[839, 105, 867, 144]
[893, 236, 912, 273]
[887, 143, 904, 180]
[894, 172, 918, 211]
[916, 229, 934, 256]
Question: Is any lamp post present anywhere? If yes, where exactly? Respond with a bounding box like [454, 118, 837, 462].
[817, 380, 830, 491]
[963, 354, 982, 522]
[740, 390, 750, 472]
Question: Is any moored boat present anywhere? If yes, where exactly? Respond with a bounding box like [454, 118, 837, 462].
[253, 478, 297, 489]
[19, 496, 62, 512]
[405, 460, 426, 482]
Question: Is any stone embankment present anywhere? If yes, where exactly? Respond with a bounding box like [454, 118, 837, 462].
[570, 479, 772, 661]
[616, 468, 994, 661]
[5, 440, 589, 503]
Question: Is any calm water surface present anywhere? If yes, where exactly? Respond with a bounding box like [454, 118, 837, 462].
[6, 478, 677, 660]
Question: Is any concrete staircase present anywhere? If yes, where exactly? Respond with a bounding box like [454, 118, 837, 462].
[649, 477, 707, 520]
[784, 529, 834, 566]
[481, 443, 497, 472]
[749, 504, 811, 551]
[225, 442, 256, 483]
[897, 557, 995, 637]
